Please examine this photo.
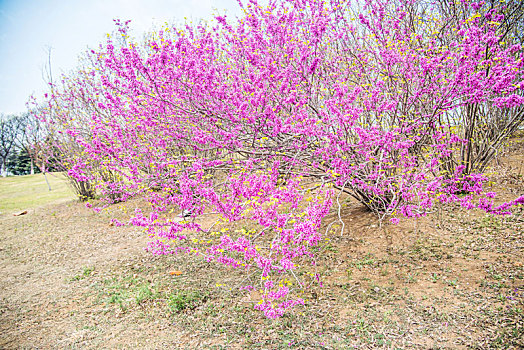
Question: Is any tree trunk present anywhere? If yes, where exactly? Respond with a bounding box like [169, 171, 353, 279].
[1, 160, 6, 177]
[43, 172, 52, 191]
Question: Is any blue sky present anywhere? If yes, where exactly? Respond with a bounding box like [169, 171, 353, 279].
[0, 0, 241, 115]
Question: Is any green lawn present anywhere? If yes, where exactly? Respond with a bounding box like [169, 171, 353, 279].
[0, 172, 75, 214]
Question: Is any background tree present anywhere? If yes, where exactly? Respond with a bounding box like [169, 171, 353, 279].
[6, 148, 40, 175]
[14, 112, 46, 175]
[0, 114, 26, 177]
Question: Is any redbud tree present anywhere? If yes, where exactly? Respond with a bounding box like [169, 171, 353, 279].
[38, 0, 524, 318]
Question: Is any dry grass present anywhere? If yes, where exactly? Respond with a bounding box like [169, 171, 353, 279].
[0, 149, 522, 349]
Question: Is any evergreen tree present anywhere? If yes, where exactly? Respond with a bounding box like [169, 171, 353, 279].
[6, 148, 39, 175]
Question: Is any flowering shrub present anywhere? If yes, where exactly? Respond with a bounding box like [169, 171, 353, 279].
[37, 0, 524, 317]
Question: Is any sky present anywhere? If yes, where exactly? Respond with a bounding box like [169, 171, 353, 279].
[0, 0, 242, 116]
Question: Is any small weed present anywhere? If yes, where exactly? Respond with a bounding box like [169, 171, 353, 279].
[446, 278, 458, 287]
[70, 266, 95, 281]
[204, 303, 218, 316]
[168, 290, 207, 313]
[135, 285, 158, 305]
[83, 266, 95, 276]
[352, 254, 375, 270]
[324, 242, 338, 253]
[373, 333, 391, 346]
[405, 272, 418, 284]
[431, 273, 439, 283]
[107, 291, 127, 311]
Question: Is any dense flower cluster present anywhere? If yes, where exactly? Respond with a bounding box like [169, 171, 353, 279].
[36, 0, 523, 317]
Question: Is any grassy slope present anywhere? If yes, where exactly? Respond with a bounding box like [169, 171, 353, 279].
[0, 172, 75, 214]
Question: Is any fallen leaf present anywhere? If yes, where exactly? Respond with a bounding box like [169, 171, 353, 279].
[169, 270, 183, 276]
[14, 210, 28, 216]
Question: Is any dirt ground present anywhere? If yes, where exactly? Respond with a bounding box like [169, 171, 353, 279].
[1, 149, 523, 349]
